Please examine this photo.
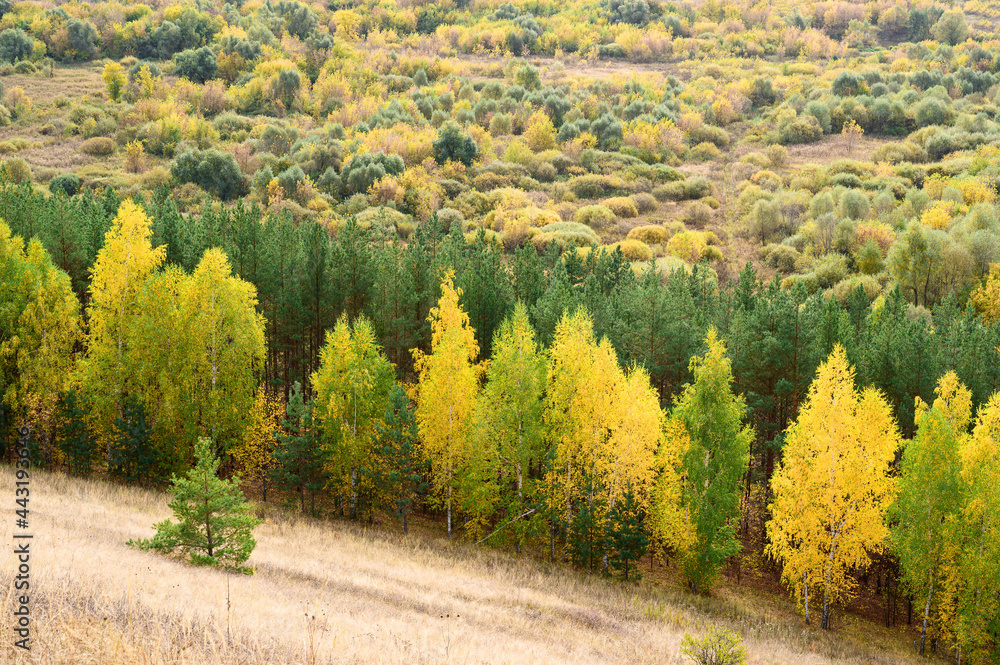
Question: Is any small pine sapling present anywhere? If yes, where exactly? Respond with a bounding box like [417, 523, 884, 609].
[129, 438, 262, 572]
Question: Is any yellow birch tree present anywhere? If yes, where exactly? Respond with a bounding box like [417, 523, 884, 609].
[767, 345, 900, 629]
[413, 271, 482, 539]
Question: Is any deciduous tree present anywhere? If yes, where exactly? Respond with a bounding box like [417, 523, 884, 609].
[674, 329, 752, 593]
[414, 271, 482, 538]
[768, 345, 900, 629]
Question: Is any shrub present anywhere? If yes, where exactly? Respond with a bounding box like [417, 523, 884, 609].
[128, 438, 261, 570]
[171, 148, 247, 200]
[627, 224, 668, 244]
[608, 239, 653, 261]
[765, 144, 788, 168]
[779, 115, 823, 145]
[341, 152, 404, 196]
[691, 142, 722, 161]
[174, 47, 218, 84]
[631, 192, 657, 214]
[813, 252, 848, 288]
[688, 125, 730, 149]
[66, 19, 98, 60]
[0, 29, 32, 63]
[80, 137, 117, 156]
[436, 207, 465, 232]
[49, 173, 81, 196]
[679, 628, 747, 665]
[434, 122, 479, 166]
[1, 157, 30, 183]
[604, 196, 639, 218]
[574, 204, 616, 228]
[567, 174, 627, 199]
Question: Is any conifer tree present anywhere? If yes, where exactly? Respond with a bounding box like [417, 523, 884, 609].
[131, 437, 261, 570]
[54, 389, 97, 476]
[768, 345, 900, 629]
[674, 329, 752, 593]
[608, 483, 649, 582]
[271, 382, 329, 514]
[377, 385, 427, 534]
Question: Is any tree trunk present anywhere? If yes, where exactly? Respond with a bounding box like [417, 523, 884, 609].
[350, 466, 358, 520]
[920, 578, 935, 655]
[804, 571, 810, 625]
[821, 591, 831, 630]
[446, 484, 452, 539]
[402, 504, 408, 535]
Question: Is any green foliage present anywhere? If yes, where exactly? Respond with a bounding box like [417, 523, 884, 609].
[434, 121, 479, 167]
[129, 437, 261, 570]
[174, 46, 218, 84]
[377, 385, 428, 534]
[109, 397, 162, 484]
[171, 149, 246, 200]
[0, 29, 32, 63]
[607, 483, 648, 581]
[674, 330, 752, 592]
[49, 173, 81, 197]
[341, 151, 404, 196]
[270, 382, 329, 514]
[680, 628, 747, 665]
[55, 389, 96, 476]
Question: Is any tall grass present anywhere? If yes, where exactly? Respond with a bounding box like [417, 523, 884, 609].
[0, 466, 934, 664]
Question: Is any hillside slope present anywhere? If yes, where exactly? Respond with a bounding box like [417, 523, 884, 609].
[1, 466, 933, 665]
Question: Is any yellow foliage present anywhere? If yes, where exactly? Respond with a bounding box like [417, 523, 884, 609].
[767, 346, 900, 625]
[231, 388, 283, 498]
[524, 110, 556, 151]
[921, 200, 955, 230]
[970, 262, 1000, 323]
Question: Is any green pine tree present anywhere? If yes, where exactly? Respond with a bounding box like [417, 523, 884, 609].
[55, 389, 97, 476]
[130, 437, 261, 570]
[110, 397, 162, 484]
[608, 483, 649, 582]
[377, 385, 428, 534]
[270, 382, 329, 514]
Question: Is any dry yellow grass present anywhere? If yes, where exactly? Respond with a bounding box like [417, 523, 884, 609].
[1, 467, 934, 665]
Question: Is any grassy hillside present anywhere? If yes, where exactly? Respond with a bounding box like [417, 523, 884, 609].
[1, 465, 934, 665]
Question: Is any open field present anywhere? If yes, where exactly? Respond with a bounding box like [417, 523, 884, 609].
[1, 466, 937, 665]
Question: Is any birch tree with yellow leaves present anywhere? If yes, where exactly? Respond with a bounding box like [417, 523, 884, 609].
[955, 392, 1000, 662]
[0, 222, 80, 463]
[83, 200, 165, 454]
[767, 345, 900, 629]
[472, 302, 547, 551]
[313, 314, 394, 520]
[231, 387, 284, 502]
[414, 271, 482, 539]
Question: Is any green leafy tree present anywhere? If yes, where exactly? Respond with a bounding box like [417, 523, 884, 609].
[312, 315, 393, 520]
[892, 372, 968, 654]
[0, 29, 33, 63]
[174, 46, 218, 84]
[130, 437, 261, 570]
[171, 149, 247, 200]
[931, 10, 969, 45]
[473, 302, 547, 551]
[674, 329, 752, 593]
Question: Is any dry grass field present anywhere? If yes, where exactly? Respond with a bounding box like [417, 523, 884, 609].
[0, 466, 937, 665]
